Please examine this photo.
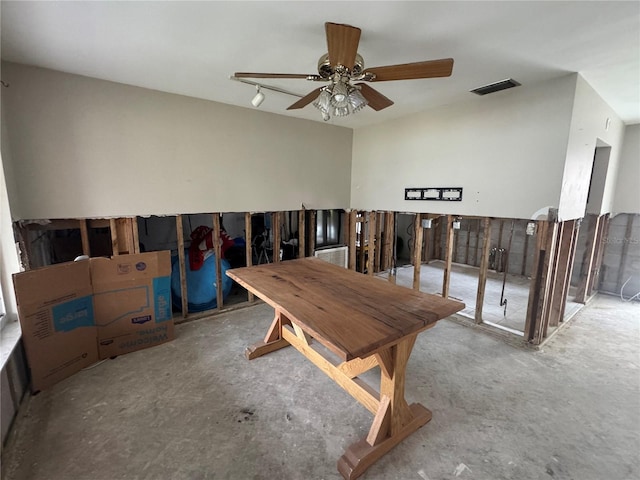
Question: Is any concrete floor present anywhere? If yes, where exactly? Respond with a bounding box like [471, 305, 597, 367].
[2, 295, 638, 480]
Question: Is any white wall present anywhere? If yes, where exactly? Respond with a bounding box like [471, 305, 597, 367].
[0, 153, 21, 324]
[1, 62, 352, 220]
[558, 75, 626, 220]
[613, 124, 640, 214]
[351, 75, 577, 219]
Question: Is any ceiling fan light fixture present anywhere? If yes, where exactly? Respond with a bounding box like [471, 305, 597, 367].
[313, 88, 332, 115]
[348, 86, 368, 113]
[333, 106, 350, 117]
[330, 81, 349, 108]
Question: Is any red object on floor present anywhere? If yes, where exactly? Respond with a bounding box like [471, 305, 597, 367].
[189, 225, 235, 271]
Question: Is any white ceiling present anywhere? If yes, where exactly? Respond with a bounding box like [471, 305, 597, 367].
[2, 1, 639, 128]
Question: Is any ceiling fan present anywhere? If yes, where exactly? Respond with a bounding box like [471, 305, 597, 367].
[234, 22, 454, 121]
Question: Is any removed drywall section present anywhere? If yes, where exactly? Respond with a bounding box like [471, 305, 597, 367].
[1, 62, 352, 219]
[558, 75, 625, 220]
[613, 124, 640, 215]
[350, 75, 576, 218]
[599, 213, 640, 298]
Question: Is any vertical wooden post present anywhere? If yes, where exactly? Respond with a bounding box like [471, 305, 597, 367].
[244, 212, 254, 302]
[575, 215, 601, 303]
[212, 213, 224, 309]
[375, 212, 383, 273]
[272, 212, 281, 262]
[383, 211, 394, 271]
[176, 215, 188, 318]
[497, 219, 504, 250]
[298, 209, 306, 259]
[587, 214, 609, 296]
[559, 220, 581, 321]
[413, 213, 423, 290]
[442, 215, 454, 299]
[549, 220, 575, 327]
[525, 221, 558, 344]
[542, 221, 564, 334]
[475, 217, 492, 324]
[537, 222, 559, 341]
[132, 217, 140, 254]
[454, 218, 461, 263]
[308, 210, 316, 258]
[367, 211, 376, 276]
[109, 218, 119, 255]
[348, 210, 357, 270]
[524, 221, 546, 339]
[80, 219, 91, 256]
[358, 213, 366, 273]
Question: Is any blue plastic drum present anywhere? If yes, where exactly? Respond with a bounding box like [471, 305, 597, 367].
[171, 250, 233, 312]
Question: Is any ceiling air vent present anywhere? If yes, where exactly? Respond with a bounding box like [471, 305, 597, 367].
[470, 78, 521, 96]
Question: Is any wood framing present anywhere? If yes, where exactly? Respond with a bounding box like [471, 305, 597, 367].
[308, 210, 316, 258]
[349, 210, 357, 270]
[412, 213, 423, 291]
[559, 219, 581, 321]
[549, 221, 575, 328]
[383, 211, 394, 272]
[298, 209, 306, 259]
[244, 212, 254, 302]
[587, 214, 610, 296]
[616, 214, 634, 292]
[475, 217, 492, 324]
[272, 211, 281, 263]
[358, 212, 366, 274]
[575, 215, 601, 303]
[79, 219, 91, 256]
[109, 218, 119, 256]
[367, 211, 376, 276]
[375, 212, 383, 273]
[442, 215, 454, 299]
[212, 213, 224, 310]
[175, 214, 188, 318]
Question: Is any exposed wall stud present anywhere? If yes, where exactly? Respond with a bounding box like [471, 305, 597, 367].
[413, 213, 423, 290]
[212, 213, 224, 309]
[244, 212, 255, 302]
[298, 209, 306, 259]
[176, 214, 188, 318]
[442, 215, 454, 298]
[475, 217, 491, 324]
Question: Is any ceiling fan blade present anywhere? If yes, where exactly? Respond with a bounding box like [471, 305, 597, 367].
[325, 22, 361, 70]
[356, 83, 394, 111]
[287, 87, 324, 110]
[366, 58, 454, 81]
[234, 72, 316, 79]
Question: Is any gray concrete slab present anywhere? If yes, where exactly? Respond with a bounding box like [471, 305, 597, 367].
[2, 295, 639, 480]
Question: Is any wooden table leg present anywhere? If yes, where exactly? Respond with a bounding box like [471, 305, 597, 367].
[337, 334, 432, 480]
[245, 310, 291, 360]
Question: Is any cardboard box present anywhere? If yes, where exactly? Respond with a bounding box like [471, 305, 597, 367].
[13, 260, 99, 392]
[91, 251, 173, 359]
[13, 251, 173, 392]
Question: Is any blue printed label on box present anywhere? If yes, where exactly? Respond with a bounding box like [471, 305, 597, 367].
[153, 276, 171, 323]
[52, 295, 95, 332]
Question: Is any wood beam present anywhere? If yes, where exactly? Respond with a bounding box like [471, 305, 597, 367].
[616, 214, 634, 292]
[375, 212, 383, 273]
[109, 219, 119, 256]
[349, 210, 357, 270]
[442, 215, 454, 299]
[79, 219, 91, 256]
[412, 213, 423, 291]
[308, 210, 316, 258]
[272, 211, 281, 263]
[213, 213, 224, 310]
[575, 215, 600, 303]
[298, 209, 306, 259]
[244, 212, 254, 302]
[176, 215, 188, 318]
[475, 217, 491, 324]
[368, 211, 376, 276]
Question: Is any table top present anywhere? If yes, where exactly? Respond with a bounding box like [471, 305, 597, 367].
[227, 257, 465, 361]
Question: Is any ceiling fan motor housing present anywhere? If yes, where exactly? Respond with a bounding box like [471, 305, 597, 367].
[317, 53, 365, 78]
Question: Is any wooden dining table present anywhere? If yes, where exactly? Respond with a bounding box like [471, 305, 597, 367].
[226, 257, 464, 479]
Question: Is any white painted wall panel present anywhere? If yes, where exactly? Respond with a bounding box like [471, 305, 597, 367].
[1, 63, 352, 219]
[559, 76, 626, 220]
[613, 124, 640, 214]
[351, 75, 577, 219]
